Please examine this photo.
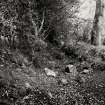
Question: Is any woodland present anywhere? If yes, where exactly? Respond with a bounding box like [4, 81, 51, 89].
[0, 0, 105, 105]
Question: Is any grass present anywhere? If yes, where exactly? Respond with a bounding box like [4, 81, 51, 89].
[0, 40, 105, 105]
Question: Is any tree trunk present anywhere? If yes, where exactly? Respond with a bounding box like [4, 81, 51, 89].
[91, 0, 105, 47]
[91, 0, 102, 45]
[98, 0, 105, 47]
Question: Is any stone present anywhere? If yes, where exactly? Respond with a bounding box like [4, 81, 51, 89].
[25, 82, 32, 89]
[80, 77, 86, 83]
[75, 75, 86, 84]
[44, 68, 57, 77]
[48, 92, 53, 98]
[65, 64, 74, 73]
[61, 78, 68, 85]
[65, 64, 78, 77]
[82, 69, 91, 74]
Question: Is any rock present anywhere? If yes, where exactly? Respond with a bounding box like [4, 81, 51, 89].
[23, 95, 30, 100]
[25, 82, 32, 89]
[60, 88, 64, 91]
[0, 65, 4, 67]
[61, 78, 68, 85]
[80, 77, 86, 83]
[75, 75, 86, 84]
[65, 64, 78, 77]
[65, 64, 74, 73]
[44, 68, 57, 77]
[81, 69, 91, 74]
[48, 92, 53, 98]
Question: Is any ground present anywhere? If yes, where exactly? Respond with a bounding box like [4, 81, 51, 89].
[0, 42, 105, 105]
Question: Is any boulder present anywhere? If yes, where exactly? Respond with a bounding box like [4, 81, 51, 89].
[65, 64, 74, 73]
[65, 64, 78, 77]
[44, 68, 57, 77]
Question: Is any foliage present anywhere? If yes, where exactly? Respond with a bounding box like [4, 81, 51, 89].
[0, 1, 105, 105]
[0, 0, 48, 65]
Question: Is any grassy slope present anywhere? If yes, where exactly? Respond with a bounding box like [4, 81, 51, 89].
[0, 42, 105, 105]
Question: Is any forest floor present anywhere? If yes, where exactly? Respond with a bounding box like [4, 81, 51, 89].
[0, 42, 105, 105]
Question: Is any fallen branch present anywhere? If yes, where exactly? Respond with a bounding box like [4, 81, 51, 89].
[38, 11, 45, 34]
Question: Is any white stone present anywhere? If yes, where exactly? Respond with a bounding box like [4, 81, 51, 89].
[61, 78, 68, 84]
[82, 69, 90, 74]
[48, 92, 53, 98]
[25, 82, 32, 88]
[44, 68, 57, 77]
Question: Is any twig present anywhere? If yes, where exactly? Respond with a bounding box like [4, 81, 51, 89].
[29, 10, 38, 37]
[38, 11, 45, 34]
[32, 18, 38, 37]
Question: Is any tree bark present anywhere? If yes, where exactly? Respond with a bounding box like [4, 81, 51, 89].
[91, 0, 105, 47]
[91, 0, 102, 45]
